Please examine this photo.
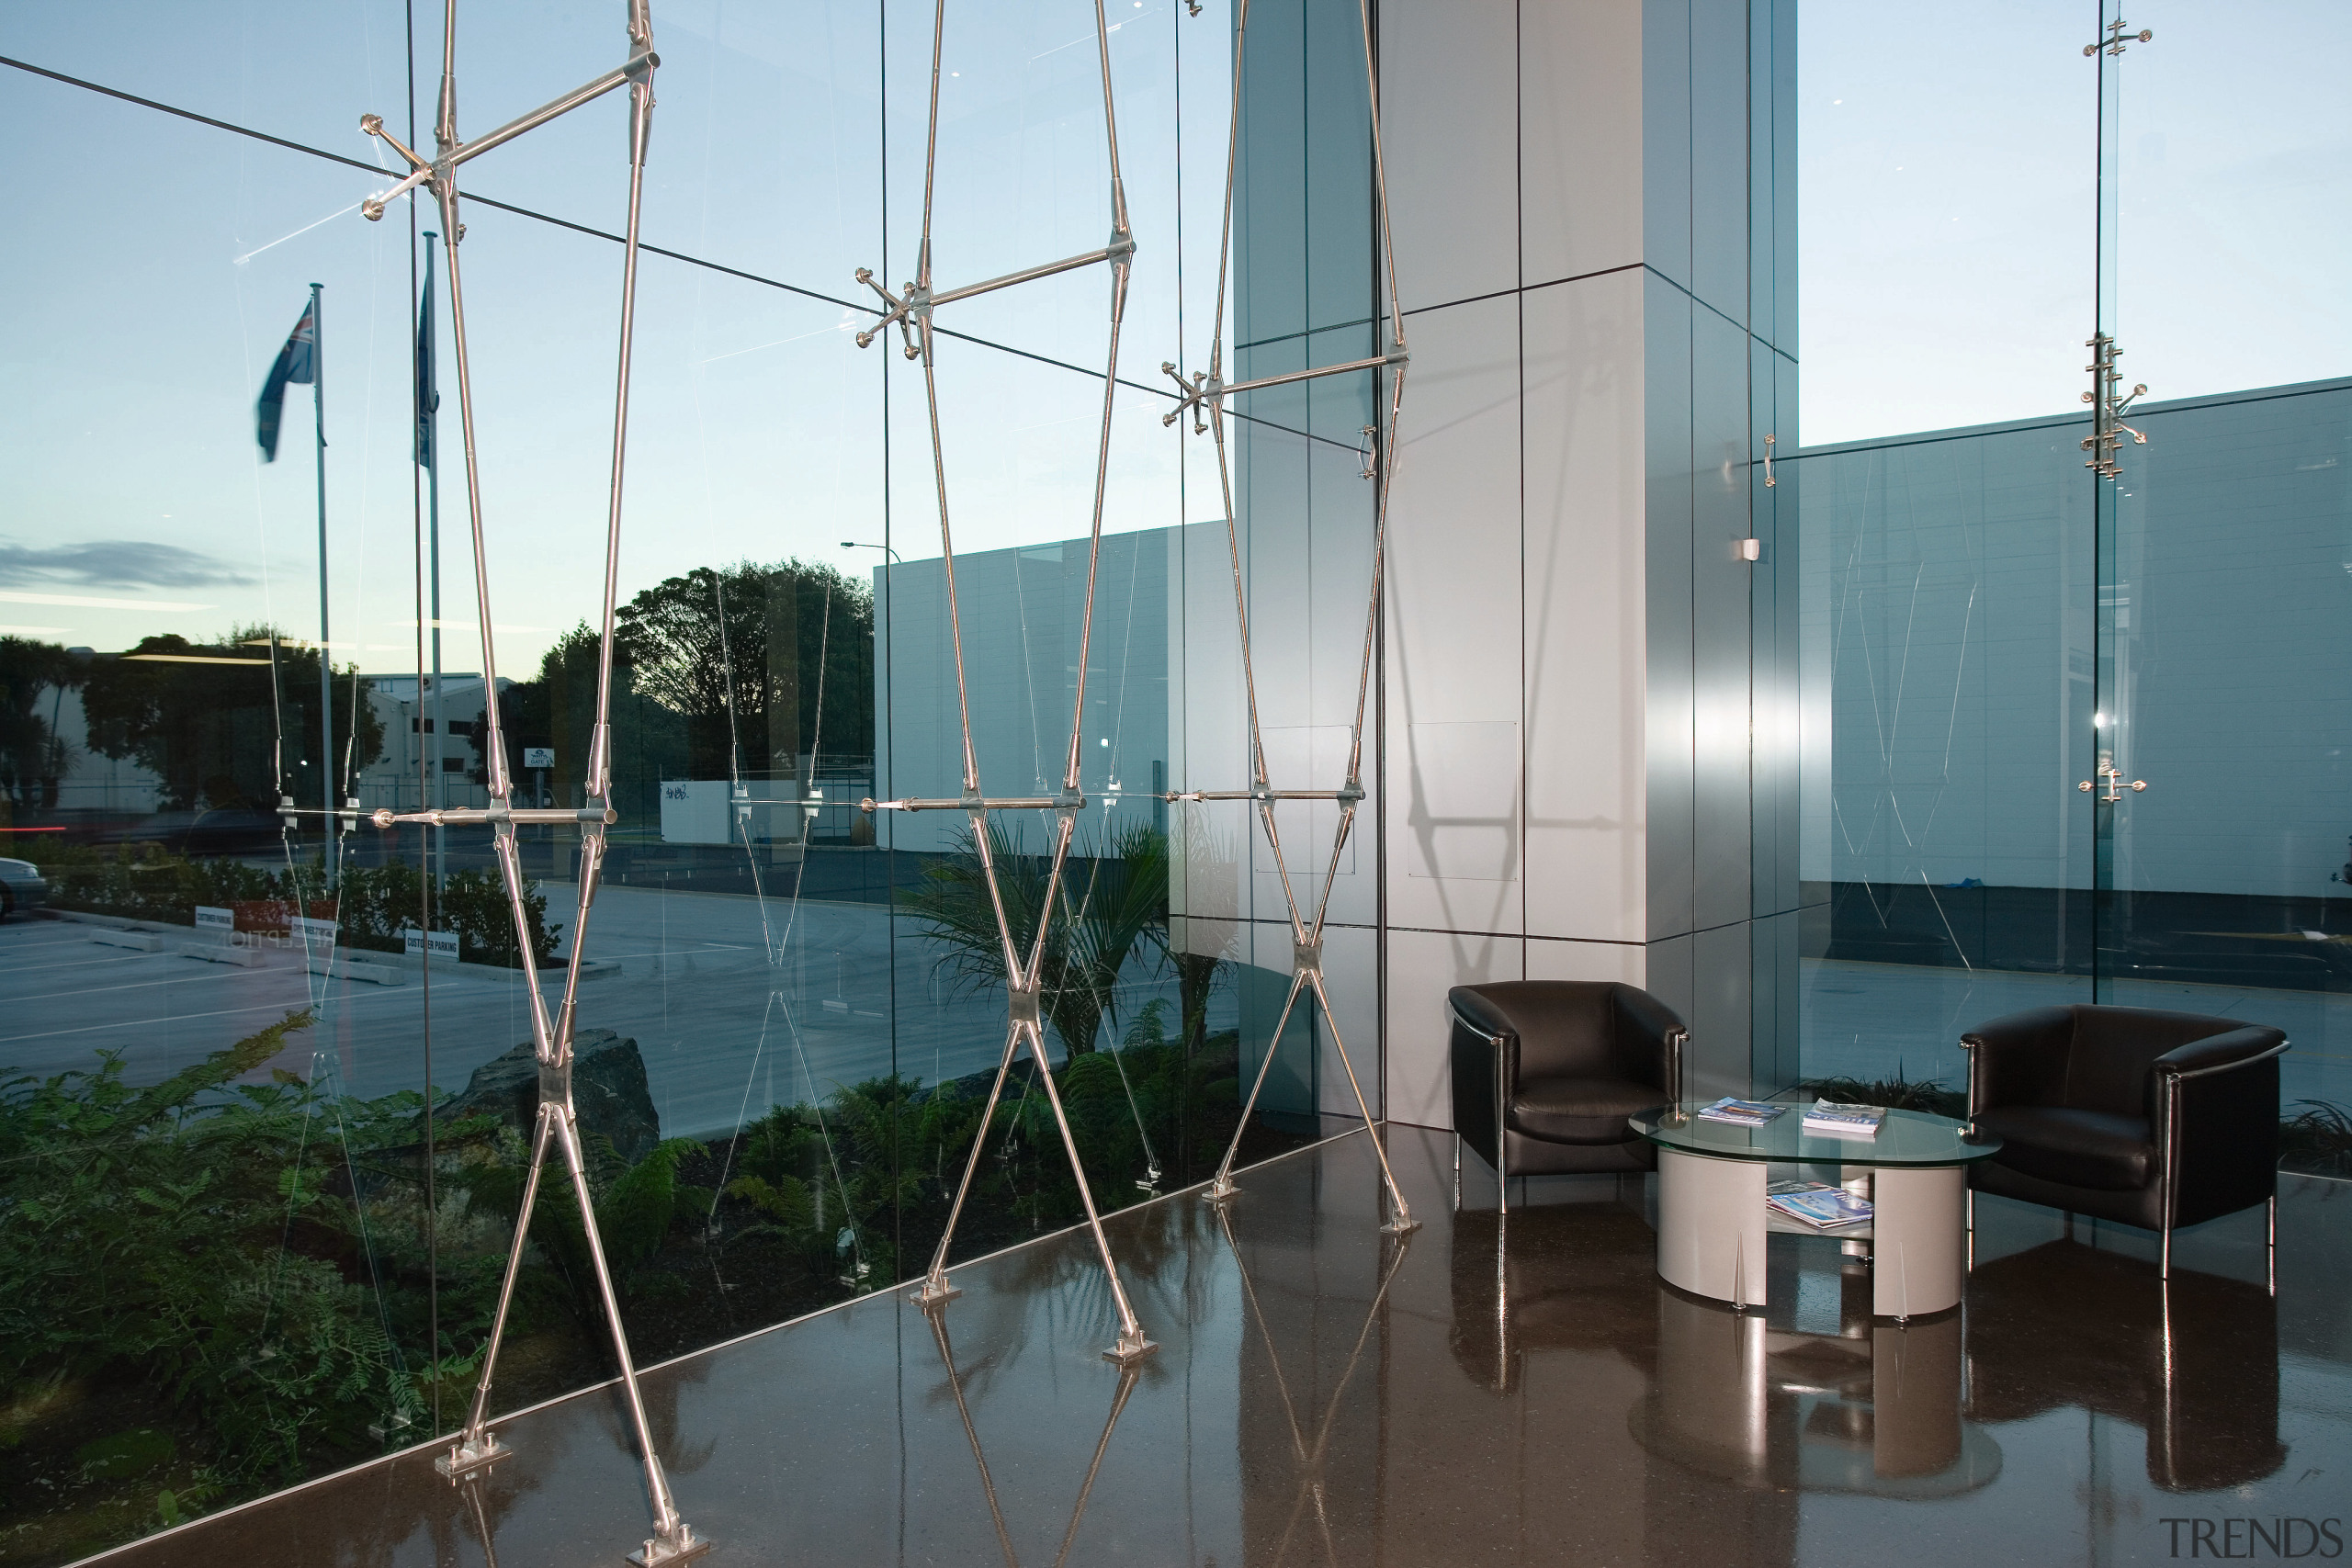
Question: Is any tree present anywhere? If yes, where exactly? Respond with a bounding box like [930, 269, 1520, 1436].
[0, 637, 85, 809]
[615, 559, 874, 781]
[81, 627, 383, 811]
[469, 623, 687, 823]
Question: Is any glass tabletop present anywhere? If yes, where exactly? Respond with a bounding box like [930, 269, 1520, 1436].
[1627, 1105, 2003, 1167]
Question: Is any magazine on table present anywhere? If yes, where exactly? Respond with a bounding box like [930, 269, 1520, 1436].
[1695, 1096, 1785, 1128]
[1765, 1181, 1873, 1230]
[1802, 1099, 1885, 1138]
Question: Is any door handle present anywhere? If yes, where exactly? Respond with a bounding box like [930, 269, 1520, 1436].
[2077, 762, 2146, 803]
[1763, 433, 1776, 489]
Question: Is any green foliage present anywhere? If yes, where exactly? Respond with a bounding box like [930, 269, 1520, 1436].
[36, 846, 558, 970]
[899, 820, 1173, 1056]
[36, 840, 285, 926]
[0, 1010, 426, 1491]
[2280, 1100, 2352, 1178]
[1796, 1069, 1968, 1121]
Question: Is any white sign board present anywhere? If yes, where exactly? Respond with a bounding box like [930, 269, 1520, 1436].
[194, 905, 234, 933]
[291, 915, 338, 947]
[523, 747, 555, 769]
[659, 780, 735, 845]
[403, 928, 461, 962]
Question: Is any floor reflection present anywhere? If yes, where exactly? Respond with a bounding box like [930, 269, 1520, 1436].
[94, 1128, 2352, 1568]
[922, 1305, 1139, 1568]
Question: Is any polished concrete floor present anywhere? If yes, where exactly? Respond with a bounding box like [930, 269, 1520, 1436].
[92, 1124, 2352, 1568]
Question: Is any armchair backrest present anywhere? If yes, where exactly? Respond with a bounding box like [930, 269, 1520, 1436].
[2066, 1006, 2259, 1118]
[1971, 1004, 2282, 1120]
[1449, 981, 1676, 1088]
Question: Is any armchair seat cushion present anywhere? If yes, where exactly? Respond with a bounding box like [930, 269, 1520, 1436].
[1975, 1105, 2153, 1191]
[1510, 1077, 1668, 1145]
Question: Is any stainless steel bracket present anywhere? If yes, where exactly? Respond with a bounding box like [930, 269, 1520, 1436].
[2081, 333, 2150, 479]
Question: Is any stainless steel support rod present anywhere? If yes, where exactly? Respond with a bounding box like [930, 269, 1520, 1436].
[913, 1021, 1026, 1303]
[450, 1104, 555, 1457]
[380, 6, 704, 1561]
[373, 807, 615, 827]
[1158, 0, 1418, 1237]
[1160, 788, 1351, 802]
[861, 0, 1158, 1359]
[931, 242, 1121, 308]
[449, 55, 650, 169]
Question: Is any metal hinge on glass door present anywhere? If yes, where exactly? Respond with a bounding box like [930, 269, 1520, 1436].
[2082, 333, 2149, 479]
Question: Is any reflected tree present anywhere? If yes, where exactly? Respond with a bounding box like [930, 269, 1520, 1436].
[79, 627, 381, 810]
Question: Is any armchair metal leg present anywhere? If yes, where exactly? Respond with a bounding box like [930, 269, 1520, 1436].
[1453, 1134, 1461, 1214]
[2161, 1213, 2172, 1280]
[2268, 1193, 2278, 1297]
[1965, 1189, 1974, 1273]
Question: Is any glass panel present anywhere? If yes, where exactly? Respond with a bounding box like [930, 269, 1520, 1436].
[2098, 389, 2352, 1100]
[2094, 0, 2352, 1133]
[0, 1, 1361, 1556]
[1793, 428, 2096, 1100]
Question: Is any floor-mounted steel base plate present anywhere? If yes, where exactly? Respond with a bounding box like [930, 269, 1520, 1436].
[1205, 1177, 1239, 1204]
[911, 1278, 962, 1309]
[1102, 1331, 1159, 1365]
[1380, 1213, 1421, 1236]
[626, 1525, 713, 1567]
[435, 1434, 509, 1480]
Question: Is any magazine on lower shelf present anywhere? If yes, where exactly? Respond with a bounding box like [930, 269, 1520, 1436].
[1695, 1096, 1785, 1128]
[1802, 1099, 1885, 1139]
[1765, 1179, 1873, 1230]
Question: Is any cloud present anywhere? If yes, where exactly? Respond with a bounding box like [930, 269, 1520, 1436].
[0, 538, 254, 591]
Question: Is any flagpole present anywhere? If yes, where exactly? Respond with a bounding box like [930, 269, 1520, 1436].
[310, 280, 334, 887]
[422, 237, 446, 890]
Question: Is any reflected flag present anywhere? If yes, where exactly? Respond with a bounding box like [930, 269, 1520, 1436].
[255, 299, 317, 462]
[414, 249, 439, 469]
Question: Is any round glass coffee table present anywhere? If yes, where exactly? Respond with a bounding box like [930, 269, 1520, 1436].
[1627, 1106, 2003, 1320]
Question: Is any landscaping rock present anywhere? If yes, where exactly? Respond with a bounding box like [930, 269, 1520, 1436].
[440, 1029, 661, 1164]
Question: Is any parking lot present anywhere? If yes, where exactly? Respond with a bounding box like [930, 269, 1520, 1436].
[0, 881, 1199, 1140]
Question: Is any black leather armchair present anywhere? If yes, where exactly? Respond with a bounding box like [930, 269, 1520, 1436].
[1961, 1005, 2287, 1280]
[1448, 981, 1689, 1208]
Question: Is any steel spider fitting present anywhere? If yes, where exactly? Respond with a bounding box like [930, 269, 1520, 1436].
[852, 0, 1157, 1365]
[356, 5, 708, 1563]
[1156, 0, 1419, 1238]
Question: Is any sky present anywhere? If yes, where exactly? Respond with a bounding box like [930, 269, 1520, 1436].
[0, 2, 2346, 671]
[1798, 0, 2352, 446]
[0, 0, 1235, 678]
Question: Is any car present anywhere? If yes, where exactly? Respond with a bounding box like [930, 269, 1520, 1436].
[0, 857, 49, 919]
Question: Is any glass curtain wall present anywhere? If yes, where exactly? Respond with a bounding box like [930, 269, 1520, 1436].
[0, 2, 1371, 1558]
[1793, 6, 2351, 1134]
